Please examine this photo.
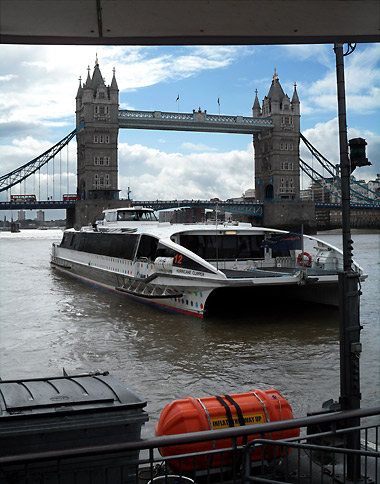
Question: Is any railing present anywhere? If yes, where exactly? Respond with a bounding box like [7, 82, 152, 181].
[243, 418, 380, 484]
[0, 407, 378, 484]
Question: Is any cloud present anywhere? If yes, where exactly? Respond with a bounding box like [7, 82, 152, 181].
[297, 44, 380, 116]
[301, 118, 380, 182]
[181, 142, 217, 152]
[118, 142, 254, 200]
[0, 45, 252, 141]
[281, 44, 333, 68]
[0, 74, 18, 82]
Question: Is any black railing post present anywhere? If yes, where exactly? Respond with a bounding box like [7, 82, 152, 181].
[334, 42, 362, 482]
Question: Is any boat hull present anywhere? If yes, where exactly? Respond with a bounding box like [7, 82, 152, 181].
[51, 252, 340, 318]
[51, 256, 208, 317]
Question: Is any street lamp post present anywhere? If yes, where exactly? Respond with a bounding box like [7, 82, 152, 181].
[334, 42, 362, 482]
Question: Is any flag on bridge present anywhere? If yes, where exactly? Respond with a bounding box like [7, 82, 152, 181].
[176, 94, 180, 101]
[261, 231, 302, 250]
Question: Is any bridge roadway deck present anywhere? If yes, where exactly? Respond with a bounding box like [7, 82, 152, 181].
[0, 200, 264, 216]
[1, 200, 379, 214]
[118, 109, 274, 134]
[0, 200, 76, 210]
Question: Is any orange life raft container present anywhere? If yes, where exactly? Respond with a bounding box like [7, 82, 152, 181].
[155, 389, 299, 472]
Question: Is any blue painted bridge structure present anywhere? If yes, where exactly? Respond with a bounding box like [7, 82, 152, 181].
[0, 198, 264, 217]
[1, 197, 379, 217]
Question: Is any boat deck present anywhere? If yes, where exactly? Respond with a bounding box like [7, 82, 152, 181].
[220, 267, 340, 279]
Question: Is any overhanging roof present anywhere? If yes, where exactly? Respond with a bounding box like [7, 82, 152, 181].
[1, 0, 379, 46]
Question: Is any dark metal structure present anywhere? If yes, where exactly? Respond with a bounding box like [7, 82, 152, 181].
[1, 0, 379, 45]
[0, 406, 379, 484]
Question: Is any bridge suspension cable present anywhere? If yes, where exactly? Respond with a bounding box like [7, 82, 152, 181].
[0, 122, 84, 194]
[300, 158, 342, 201]
[300, 156, 377, 205]
[300, 133, 378, 205]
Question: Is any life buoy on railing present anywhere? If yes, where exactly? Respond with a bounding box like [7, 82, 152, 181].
[297, 252, 312, 267]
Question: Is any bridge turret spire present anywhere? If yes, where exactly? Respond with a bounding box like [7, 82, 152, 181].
[292, 82, 300, 105]
[76, 76, 83, 97]
[252, 89, 261, 117]
[267, 70, 285, 102]
[84, 66, 91, 88]
[91, 62, 105, 90]
[110, 67, 118, 90]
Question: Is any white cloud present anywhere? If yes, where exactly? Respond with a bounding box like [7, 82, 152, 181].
[181, 142, 217, 152]
[0, 45, 252, 139]
[301, 118, 380, 182]
[0, 74, 18, 82]
[281, 44, 333, 68]
[298, 44, 380, 116]
[118, 142, 254, 200]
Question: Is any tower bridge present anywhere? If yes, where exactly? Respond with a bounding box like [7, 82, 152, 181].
[1, 61, 379, 231]
[73, 61, 315, 230]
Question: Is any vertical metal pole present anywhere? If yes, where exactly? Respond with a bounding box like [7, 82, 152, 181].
[334, 43, 362, 482]
[335, 43, 352, 274]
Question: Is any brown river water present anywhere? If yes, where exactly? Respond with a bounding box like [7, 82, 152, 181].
[0, 229, 379, 437]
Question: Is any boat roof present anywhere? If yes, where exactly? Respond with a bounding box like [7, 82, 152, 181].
[89, 206, 300, 240]
[115, 221, 284, 241]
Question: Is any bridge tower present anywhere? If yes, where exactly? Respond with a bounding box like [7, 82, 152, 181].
[253, 71, 300, 201]
[76, 59, 119, 201]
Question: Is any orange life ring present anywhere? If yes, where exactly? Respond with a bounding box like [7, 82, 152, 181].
[297, 252, 312, 267]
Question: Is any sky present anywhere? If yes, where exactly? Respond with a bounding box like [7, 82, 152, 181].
[0, 43, 379, 219]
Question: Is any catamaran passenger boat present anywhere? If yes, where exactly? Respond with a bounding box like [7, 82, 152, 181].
[51, 207, 366, 317]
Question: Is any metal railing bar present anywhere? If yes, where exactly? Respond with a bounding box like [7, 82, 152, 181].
[1, 407, 379, 466]
[245, 439, 380, 458]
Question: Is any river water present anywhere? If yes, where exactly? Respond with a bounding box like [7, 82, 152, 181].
[0, 229, 379, 438]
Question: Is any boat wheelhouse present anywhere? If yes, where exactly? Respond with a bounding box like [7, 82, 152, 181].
[51, 207, 366, 317]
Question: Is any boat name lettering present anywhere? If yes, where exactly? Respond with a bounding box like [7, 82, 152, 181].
[175, 268, 205, 277]
[176, 268, 191, 275]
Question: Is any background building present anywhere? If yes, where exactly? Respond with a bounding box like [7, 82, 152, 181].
[36, 210, 45, 222]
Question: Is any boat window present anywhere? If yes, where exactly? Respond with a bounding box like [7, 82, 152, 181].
[154, 242, 214, 273]
[179, 234, 264, 260]
[70, 233, 81, 250]
[105, 211, 117, 222]
[172, 252, 214, 273]
[139, 211, 158, 221]
[116, 210, 158, 221]
[63, 232, 138, 259]
[117, 210, 137, 221]
[155, 242, 176, 258]
[136, 235, 159, 260]
[272, 249, 291, 258]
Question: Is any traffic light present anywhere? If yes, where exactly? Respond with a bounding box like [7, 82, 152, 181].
[348, 137, 371, 173]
